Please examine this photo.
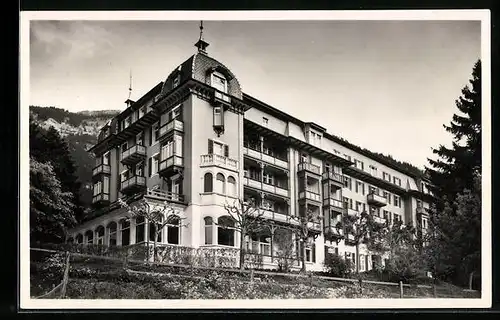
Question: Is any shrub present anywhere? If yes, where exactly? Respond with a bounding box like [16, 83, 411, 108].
[323, 253, 353, 278]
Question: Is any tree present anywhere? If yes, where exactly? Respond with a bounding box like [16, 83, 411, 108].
[118, 198, 187, 262]
[425, 60, 482, 287]
[30, 157, 77, 244]
[426, 59, 481, 207]
[272, 227, 296, 272]
[337, 210, 387, 274]
[222, 198, 267, 270]
[289, 208, 322, 273]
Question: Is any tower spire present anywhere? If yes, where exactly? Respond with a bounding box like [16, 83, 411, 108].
[194, 20, 209, 54]
[125, 69, 134, 107]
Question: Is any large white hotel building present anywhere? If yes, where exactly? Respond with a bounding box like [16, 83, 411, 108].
[67, 27, 434, 272]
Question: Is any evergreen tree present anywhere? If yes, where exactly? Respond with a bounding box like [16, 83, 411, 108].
[30, 157, 77, 244]
[426, 59, 481, 207]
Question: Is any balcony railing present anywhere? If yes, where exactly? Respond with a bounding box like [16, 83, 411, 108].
[158, 119, 184, 140]
[120, 175, 146, 192]
[258, 208, 295, 225]
[322, 171, 343, 184]
[145, 188, 184, 203]
[346, 208, 359, 216]
[121, 145, 146, 165]
[159, 155, 184, 174]
[243, 146, 288, 169]
[214, 90, 231, 104]
[323, 197, 344, 209]
[373, 215, 386, 224]
[92, 164, 111, 176]
[200, 154, 239, 170]
[297, 162, 321, 175]
[367, 192, 387, 207]
[298, 190, 321, 203]
[92, 193, 110, 204]
[243, 177, 289, 197]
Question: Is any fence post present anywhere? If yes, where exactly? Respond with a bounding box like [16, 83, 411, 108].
[399, 281, 403, 298]
[358, 278, 363, 294]
[60, 251, 70, 298]
[250, 269, 254, 283]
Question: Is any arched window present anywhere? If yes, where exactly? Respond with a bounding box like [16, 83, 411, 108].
[107, 222, 118, 246]
[85, 230, 94, 245]
[166, 216, 180, 244]
[217, 216, 235, 247]
[95, 226, 105, 245]
[204, 217, 213, 245]
[120, 219, 130, 246]
[135, 216, 146, 243]
[227, 176, 236, 197]
[204, 172, 213, 193]
[75, 233, 83, 244]
[216, 173, 225, 194]
[149, 216, 162, 243]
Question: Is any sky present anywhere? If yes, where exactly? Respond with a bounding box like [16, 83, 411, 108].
[29, 19, 481, 169]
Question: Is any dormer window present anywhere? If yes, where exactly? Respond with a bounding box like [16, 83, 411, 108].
[173, 74, 180, 89]
[211, 72, 227, 93]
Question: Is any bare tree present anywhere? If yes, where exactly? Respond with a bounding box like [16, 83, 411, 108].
[289, 208, 322, 273]
[272, 226, 296, 272]
[336, 210, 386, 274]
[221, 198, 267, 270]
[118, 198, 188, 262]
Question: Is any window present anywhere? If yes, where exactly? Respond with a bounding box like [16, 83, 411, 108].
[124, 116, 132, 129]
[121, 142, 128, 153]
[383, 210, 390, 221]
[212, 72, 227, 93]
[394, 195, 401, 208]
[103, 151, 110, 165]
[173, 74, 180, 88]
[324, 162, 332, 173]
[262, 117, 268, 126]
[85, 230, 93, 244]
[393, 177, 401, 186]
[135, 216, 146, 243]
[356, 201, 362, 212]
[106, 222, 117, 246]
[150, 153, 160, 176]
[138, 106, 146, 119]
[369, 165, 378, 176]
[208, 139, 227, 157]
[354, 159, 364, 170]
[95, 226, 105, 245]
[360, 255, 366, 272]
[383, 191, 390, 202]
[93, 181, 102, 196]
[135, 162, 144, 177]
[393, 214, 400, 223]
[204, 173, 213, 192]
[215, 173, 225, 194]
[262, 199, 274, 210]
[301, 153, 309, 164]
[263, 172, 274, 185]
[204, 217, 213, 245]
[228, 176, 237, 197]
[217, 216, 235, 246]
[136, 132, 144, 146]
[343, 176, 352, 190]
[120, 170, 129, 183]
[213, 106, 224, 128]
[344, 154, 352, 162]
[120, 219, 130, 246]
[342, 197, 353, 209]
[166, 216, 180, 244]
[152, 122, 160, 145]
[305, 243, 316, 263]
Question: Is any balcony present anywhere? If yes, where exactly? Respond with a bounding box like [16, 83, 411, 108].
[158, 155, 184, 177]
[346, 208, 359, 216]
[243, 177, 289, 198]
[323, 197, 344, 214]
[298, 190, 321, 203]
[297, 162, 321, 177]
[367, 192, 387, 207]
[213, 90, 231, 106]
[92, 193, 110, 206]
[121, 145, 146, 165]
[324, 225, 344, 240]
[144, 188, 185, 204]
[258, 208, 296, 226]
[120, 176, 146, 194]
[92, 164, 111, 177]
[416, 206, 428, 216]
[322, 171, 343, 189]
[158, 119, 184, 140]
[200, 154, 239, 171]
[243, 147, 288, 170]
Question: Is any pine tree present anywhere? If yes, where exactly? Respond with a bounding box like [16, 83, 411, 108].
[426, 59, 481, 206]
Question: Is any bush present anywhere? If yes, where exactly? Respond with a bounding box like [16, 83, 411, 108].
[323, 253, 353, 278]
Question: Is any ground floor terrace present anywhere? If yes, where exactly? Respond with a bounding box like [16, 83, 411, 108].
[67, 198, 389, 272]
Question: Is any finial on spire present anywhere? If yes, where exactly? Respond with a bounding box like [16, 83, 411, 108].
[194, 20, 209, 54]
[125, 69, 134, 107]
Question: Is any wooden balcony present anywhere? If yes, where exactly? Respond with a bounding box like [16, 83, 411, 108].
[144, 188, 185, 204]
[158, 119, 184, 141]
[158, 155, 184, 178]
[297, 162, 321, 177]
[121, 145, 147, 165]
[92, 164, 111, 177]
[120, 176, 146, 195]
[200, 154, 239, 171]
[367, 192, 387, 207]
[92, 193, 110, 206]
[243, 177, 289, 198]
[298, 190, 321, 205]
[243, 146, 288, 170]
[322, 171, 343, 190]
[322, 197, 345, 215]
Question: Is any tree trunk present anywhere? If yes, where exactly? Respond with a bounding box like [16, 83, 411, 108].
[301, 239, 306, 273]
[355, 243, 360, 274]
[469, 271, 475, 290]
[239, 230, 245, 270]
[153, 234, 157, 263]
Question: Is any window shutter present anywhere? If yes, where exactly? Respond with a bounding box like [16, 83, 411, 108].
[208, 139, 213, 154]
[148, 158, 152, 176]
[224, 145, 229, 157]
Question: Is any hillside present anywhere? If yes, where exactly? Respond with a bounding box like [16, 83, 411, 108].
[29, 106, 120, 212]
